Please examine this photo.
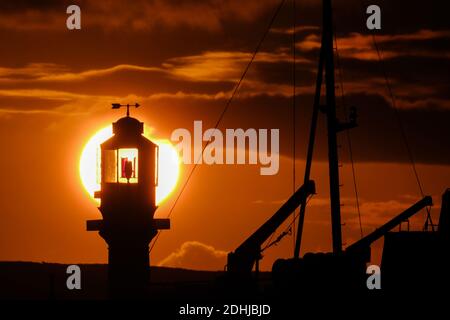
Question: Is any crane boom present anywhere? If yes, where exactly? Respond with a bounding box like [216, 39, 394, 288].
[227, 180, 315, 276]
[346, 196, 433, 253]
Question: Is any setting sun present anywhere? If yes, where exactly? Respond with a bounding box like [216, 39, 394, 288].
[79, 125, 180, 205]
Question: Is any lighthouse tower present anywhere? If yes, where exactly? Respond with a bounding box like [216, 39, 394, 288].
[87, 103, 170, 298]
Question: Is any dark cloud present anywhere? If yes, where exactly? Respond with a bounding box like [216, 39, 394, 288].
[0, 0, 64, 12]
[0, 0, 448, 166]
[0, 0, 278, 32]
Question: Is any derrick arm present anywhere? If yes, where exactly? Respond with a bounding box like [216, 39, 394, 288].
[227, 180, 315, 276]
[346, 196, 433, 254]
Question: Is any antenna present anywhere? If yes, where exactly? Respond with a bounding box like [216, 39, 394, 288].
[112, 103, 140, 117]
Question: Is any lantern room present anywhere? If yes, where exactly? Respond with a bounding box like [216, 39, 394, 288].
[94, 115, 159, 217]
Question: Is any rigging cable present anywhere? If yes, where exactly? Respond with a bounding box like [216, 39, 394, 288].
[150, 0, 288, 252]
[370, 34, 434, 231]
[292, 0, 297, 249]
[355, 0, 433, 231]
[333, 30, 364, 238]
[262, 195, 314, 252]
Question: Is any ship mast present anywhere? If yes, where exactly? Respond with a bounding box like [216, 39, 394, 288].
[294, 0, 352, 256]
[323, 0, 343, 254]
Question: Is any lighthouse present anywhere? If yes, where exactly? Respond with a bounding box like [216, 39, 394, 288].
[87, 103, 170, 298]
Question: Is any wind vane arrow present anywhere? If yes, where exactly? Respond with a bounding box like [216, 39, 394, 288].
[111, 103, 140, 116]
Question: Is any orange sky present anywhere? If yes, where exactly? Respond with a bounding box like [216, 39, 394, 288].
[0, 0, 449, 271]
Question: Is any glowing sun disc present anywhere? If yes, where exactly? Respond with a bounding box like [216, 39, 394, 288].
[79, 125, 180, 205]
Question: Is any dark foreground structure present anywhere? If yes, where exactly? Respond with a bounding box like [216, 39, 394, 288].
[220, 0, 449, 297]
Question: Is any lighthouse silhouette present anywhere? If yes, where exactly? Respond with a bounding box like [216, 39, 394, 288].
[87, 103, 170, 298]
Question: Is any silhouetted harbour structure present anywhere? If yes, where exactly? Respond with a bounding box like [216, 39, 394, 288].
[381, 189, 449, 291]
[221, 0, 449, 296]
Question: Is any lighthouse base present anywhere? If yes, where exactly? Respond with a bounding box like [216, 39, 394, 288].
[108, 242, 151, 299]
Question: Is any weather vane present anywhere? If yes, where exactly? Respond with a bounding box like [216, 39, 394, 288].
[112, 103, 140, 117]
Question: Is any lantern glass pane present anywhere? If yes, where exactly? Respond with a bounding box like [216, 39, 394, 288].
[103, 150, 117, 183]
